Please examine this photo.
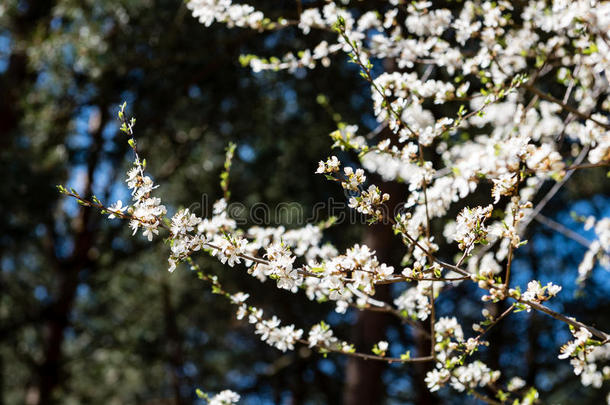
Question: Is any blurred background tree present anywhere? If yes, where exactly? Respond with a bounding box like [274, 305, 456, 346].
[0, 1, 608, 405]
[0, 1, 364, 403]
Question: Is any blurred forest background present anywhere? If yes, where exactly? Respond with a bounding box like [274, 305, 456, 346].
[0, 1, 608, 404]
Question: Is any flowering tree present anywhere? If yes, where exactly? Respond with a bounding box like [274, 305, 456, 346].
[60, 1, 610, 403]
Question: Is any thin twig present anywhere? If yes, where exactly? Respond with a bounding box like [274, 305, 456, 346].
[470, 390, 503, 405]
[475, 304, 515, 342]
[519, 146, 589, 232]
[525, 84, 610, 130]
[518, 298, 609, 340]
[534, 214, 591, 248]
[297, 339, 434, 364]
[564, 161, 610, 171]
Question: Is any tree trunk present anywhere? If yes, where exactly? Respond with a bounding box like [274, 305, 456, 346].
[27, 107, 107, 405]
[343, 178, 401, 405]
[162, 280, 187, 405]
[343, 224, 392, 405]
[413, 327, 436, 405]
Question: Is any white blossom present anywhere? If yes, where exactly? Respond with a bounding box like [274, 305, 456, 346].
[107, 200, 127, 219]
[307, 322, 337, 348]
[208, 390, 240, 405]
[425, 368, 450, 392]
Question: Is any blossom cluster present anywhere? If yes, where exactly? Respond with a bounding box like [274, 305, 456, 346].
[454, 205, 493, 254]
[208, 390, 240, 405]
[179, 0, 610, 399]
[58, 0, 610, 402]
[559, 327, 610, 388]
[186, 0, 265, 29]
[578, 216, 610, 284]
[425, 317, 501, 393]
